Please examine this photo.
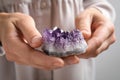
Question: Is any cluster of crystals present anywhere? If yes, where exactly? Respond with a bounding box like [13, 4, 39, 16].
[42, 27, 87, 57]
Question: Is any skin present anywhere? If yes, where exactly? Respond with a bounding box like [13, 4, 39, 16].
[65, 8, 116, 63]
[0, 7, 116, 70]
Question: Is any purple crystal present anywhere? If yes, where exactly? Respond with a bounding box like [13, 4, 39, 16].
[42, 27, 87, 57]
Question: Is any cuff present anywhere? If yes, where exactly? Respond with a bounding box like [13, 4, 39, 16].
[89, 2, 116, 22]
[94, 6, 116, 22]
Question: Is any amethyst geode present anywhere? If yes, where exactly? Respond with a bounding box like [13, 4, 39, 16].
[41, 27, 87, 57]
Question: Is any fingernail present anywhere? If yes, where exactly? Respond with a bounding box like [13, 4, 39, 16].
[81, 30, 91, 39]
[53, 62, 64, 67]
[31, 36, 42, 47]
[66, 57, 79, 65]
[32, 36, 40, 42]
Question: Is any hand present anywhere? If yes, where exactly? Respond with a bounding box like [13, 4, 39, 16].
[0, 13, 64, 70]
[76, 8, 116, 58]
[62, 7, 116, 64]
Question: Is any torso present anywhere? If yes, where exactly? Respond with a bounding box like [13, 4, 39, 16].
[0, 0, 84, 32]
[0, 0, 94, 80]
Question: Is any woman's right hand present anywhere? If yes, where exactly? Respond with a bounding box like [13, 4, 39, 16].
[0, 13, 65, 70]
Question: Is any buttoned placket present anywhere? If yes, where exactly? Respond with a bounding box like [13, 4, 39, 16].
[40, 0, 48, 10]
[30, 0, 51, 16]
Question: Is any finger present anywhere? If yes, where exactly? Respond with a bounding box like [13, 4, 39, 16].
[2, 23, 64, 70]
[6, 35, 65, 70]
[78, 24, 114, 59]
[30, 51, 65, 70]
[11, 13, 42, 48]
[75, 13, 92, 39]
[91, 23, 114, 48]
[77, 38, 99, 59]
[62, 55, 80, 65]
[96, 33, 116, 54]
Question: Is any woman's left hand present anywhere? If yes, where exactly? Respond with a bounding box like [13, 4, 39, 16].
[63, 8, 116, 65]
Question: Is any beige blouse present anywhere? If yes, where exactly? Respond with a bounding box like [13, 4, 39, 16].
[0, 0, 115, 80]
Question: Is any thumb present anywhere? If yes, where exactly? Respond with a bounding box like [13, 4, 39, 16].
[75, 14, 92, 39]
[13, 13, 42, 48]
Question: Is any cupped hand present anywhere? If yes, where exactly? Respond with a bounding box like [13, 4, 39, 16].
[62, 7, 116, 64]
[0, 13, 64, 70]
[76, 8, 116, 58]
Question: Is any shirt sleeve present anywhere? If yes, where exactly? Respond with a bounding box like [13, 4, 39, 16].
[83, 0, 116, 21]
